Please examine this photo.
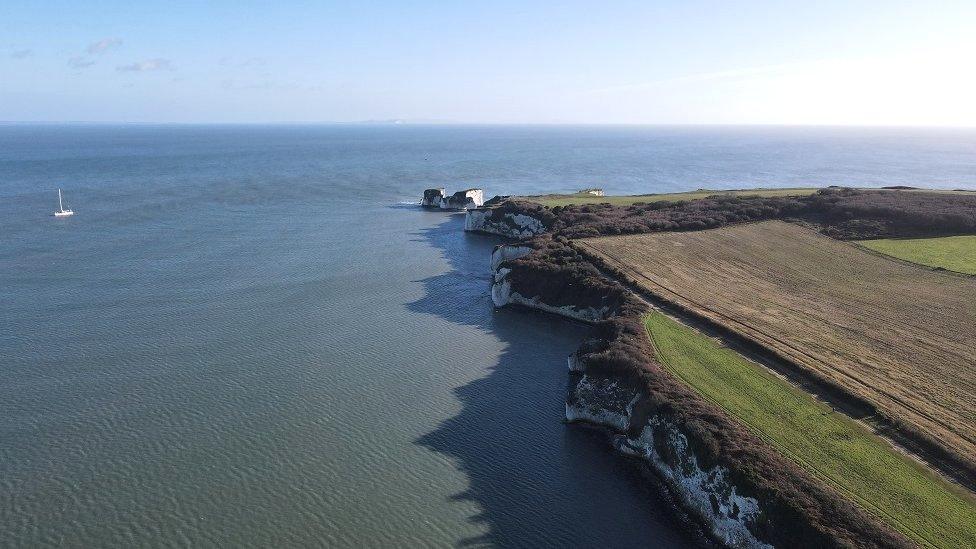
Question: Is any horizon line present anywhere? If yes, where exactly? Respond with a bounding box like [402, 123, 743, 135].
[3, 120, 976, 130]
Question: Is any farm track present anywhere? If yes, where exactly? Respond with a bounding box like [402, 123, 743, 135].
[579, 221, 976, 485]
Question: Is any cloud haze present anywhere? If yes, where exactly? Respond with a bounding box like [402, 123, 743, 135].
[219, 56, 266, 68]
[87, 38, 122, 54]
[67, 56, 96, 69]
[117, 58, 174, 72]
[2, 2, 975, 125]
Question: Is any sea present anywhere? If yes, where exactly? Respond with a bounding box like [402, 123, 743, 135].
[2, 124, 975, 547]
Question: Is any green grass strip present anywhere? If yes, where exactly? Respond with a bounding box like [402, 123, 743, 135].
[860, 235, 976, 275]
[644, 311, 976, 549]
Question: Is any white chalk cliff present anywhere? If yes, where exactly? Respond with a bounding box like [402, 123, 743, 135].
[487, 243, 770, 547]
[565, 359, 770, 549]
[489, 246, 611, 323]
[465, 209, 547, 239]
[490, 244, 535, 271]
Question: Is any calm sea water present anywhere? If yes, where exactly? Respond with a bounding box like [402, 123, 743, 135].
[2, 125, 975, 547]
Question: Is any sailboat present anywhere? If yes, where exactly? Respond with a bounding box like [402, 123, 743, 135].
[53, 188, 74, 217]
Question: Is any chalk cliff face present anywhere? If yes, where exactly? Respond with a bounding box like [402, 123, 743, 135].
[490, 244, 534, 271]
[489, 245, 612, 323]
[487, 239, 761, 545]
[465, 208, 547, 239]
[487, 250, 773, 545]
[491, 272, 611, 322]
[566, 356, 770, 549]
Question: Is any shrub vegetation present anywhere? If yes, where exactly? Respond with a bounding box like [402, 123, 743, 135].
[534, 188, 976, 240]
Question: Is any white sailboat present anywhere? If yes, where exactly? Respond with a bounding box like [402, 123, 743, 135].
[53, 188, 74, 217]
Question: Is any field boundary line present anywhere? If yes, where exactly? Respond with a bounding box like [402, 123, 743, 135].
[850, 239, 976, 279]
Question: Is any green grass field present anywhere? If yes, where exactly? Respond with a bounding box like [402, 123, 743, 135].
[523, 187, 818, 207]
[859, 235, 976, 275]
[644, 311, 976, 549]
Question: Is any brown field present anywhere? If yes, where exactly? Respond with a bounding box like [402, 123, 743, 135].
[581, 221, 976, 472]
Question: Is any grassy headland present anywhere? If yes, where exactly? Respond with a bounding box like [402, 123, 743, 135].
[645, 311, 976, 549]
[523, 187, 818, 207]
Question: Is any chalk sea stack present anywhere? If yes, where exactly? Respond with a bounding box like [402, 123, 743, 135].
[420, 187, 485, 210]
[421, 188, 446, 207]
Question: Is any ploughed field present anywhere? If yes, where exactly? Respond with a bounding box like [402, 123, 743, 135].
[580, 221, 976, 472]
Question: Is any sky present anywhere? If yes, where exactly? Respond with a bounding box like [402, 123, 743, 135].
[2, 1, 975, 125]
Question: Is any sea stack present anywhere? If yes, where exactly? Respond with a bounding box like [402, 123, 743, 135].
[420, 187, 485, 210]
[421, 188, 446, 208]
[443, 189, 484, 209]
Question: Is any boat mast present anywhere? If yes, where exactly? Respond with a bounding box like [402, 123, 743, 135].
[58, 188, 63, 211]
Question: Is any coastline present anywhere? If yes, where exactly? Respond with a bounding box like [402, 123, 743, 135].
[456, 187, 976, 548]
[483, 238, 910, 548]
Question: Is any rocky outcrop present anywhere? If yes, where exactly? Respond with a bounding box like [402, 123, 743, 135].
[489, 244, 534, 271]
[565, 372, 640, 431]
[491, 275, 611, 321]
[464, 199, 557, 239]
[421, 188, 446, 208]
[465, 208, 547, 239]
[491, 269, 612, 322]
[420, 187, 484, 210]
[443, 189, 484, 210]
[490, 246, 613, 322]
[560, 307, 913, 549]
[493, 243, 767, 542]
[566, 361, 769, 548]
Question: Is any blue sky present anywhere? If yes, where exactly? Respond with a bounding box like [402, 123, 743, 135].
[2, 1, 975, 124]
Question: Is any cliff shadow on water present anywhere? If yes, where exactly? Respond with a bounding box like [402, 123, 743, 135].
[407, 213, 704, 549]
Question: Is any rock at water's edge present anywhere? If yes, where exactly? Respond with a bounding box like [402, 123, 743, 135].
[565, 364, 770, 548]
[420, 187, 484, 210]
[465, 208, 547, 239]
[489, 247, 611, 322]
[421, 188, 446, 208]
[443, 189, 484, 210]
[490, 244, 535, 271]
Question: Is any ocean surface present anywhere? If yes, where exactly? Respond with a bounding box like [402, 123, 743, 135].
[2, 124, 976, 548]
